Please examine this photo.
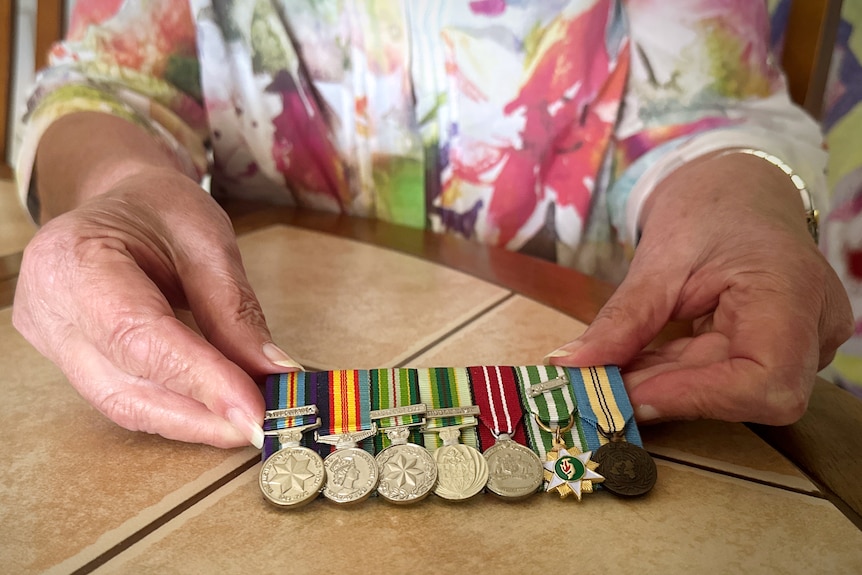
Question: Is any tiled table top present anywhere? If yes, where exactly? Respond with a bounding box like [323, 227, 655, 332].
[92, 462, 858, 575]
[2, 224, 861, 574]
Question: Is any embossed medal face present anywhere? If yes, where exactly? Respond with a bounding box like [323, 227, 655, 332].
[259, 446, 325, 508]
[484, 440, 543, 500]
[432, 444, 489, 500]
[322, 447, 379, 504]
[375, 443, 438, 504]
[593, 441, 657, 497]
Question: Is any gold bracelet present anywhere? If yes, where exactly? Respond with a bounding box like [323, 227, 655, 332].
[719, 148, 819, 244]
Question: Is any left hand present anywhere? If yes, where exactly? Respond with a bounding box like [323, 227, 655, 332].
[546, 152, 853, 425]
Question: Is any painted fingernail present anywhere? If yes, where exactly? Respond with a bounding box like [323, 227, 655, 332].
[543, 342, 583, 365]
[635, 404, 660, 423]
[263, 342, 304, 371]
[227, 408, 265, 450]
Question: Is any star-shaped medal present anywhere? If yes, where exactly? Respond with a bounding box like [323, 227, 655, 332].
[543, 446, 604, 500]
[267, 454, 316, 497]
[383, 452, 423, 489]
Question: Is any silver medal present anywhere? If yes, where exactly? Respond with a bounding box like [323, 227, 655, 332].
[375, 427, 437, 504]
[316, 428, 379, 505]
[484, 434, 543, 500]
[259, 422, 325, 508]
[430, 426, 489, 501]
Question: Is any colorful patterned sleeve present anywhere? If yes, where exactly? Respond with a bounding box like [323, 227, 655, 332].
[607, 0, 827, 245]
[14, 0, 209, 220]
[821, 2, 862, 399]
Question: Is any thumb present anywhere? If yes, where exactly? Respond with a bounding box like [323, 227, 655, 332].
[546, 258, 685, 368]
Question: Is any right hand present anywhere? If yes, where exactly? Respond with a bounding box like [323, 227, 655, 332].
[12, 168, 300, 448]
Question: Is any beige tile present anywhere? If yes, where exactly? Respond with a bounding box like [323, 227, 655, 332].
[95, 460, 862, 575]
[238, 225, 510, 370]
[407, 295, 588, 367]
[641, 420, 819, 494]
[0, 178, 35, 257]
[0, 308, 258, 575]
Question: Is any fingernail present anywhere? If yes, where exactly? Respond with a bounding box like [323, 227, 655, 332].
[635, 404, 661, 423]
[543, 342, 584, 365]
[227, 408, 265, 450]
[263, 342, 304, 371]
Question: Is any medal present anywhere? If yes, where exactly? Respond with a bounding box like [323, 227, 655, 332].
[535, 414, 604, 500]
[483, 437, 543, 499]
[370, 373, 438, 504]
[259, 373, 327, 508]
[515, 366, 603, 500]
[470, 366, 542, 500]
[592, 433, 657, 497]
[259, 421, 325, 508]
[315, 370, 379, 505]
[417, 368, 488, 501]
[567, 366, 657, 497]
[426, 424, 489, 501]
[375, 425, 437, 504]
[316, 428, 380, 504]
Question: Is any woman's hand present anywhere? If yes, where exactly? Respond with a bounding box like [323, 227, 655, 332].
[13, 168, 300, 447]
[547, 152, 853, 425]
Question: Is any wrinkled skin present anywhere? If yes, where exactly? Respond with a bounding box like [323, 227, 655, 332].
[12, 169, 281, 447]
[548, 153, 853, 425]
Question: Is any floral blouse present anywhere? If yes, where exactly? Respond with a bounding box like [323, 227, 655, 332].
[17, 0, 824, 282]
[821, 2, 862, 398]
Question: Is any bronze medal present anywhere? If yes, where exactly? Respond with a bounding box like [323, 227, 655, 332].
[593, 439, 656, 497]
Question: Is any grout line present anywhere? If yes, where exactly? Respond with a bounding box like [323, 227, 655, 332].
[70, 455, 260, 575]
[41, 294, 515, 570]
[73, 410, 854, 572]
[648, 451, 827, 499]
[84, 290, 854, 570]
[394, 292, 517, 367]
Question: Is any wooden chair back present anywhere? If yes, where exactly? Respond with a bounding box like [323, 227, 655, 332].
[1, 0, 64, 179]
[783, 0, 844, 119]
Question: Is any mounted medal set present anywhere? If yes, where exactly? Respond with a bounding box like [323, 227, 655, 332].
[258, 365, 657, 508]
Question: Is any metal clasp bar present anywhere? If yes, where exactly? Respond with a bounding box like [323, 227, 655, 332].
[527, 374, 569, 397]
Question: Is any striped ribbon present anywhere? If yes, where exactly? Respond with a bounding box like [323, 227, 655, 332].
[416, 367, 479, 451]
[370, 368, 424, 451]
[261, 372, 320, 461]
[317, 370, 374, 455]
[516, 365, 587, 459]
[261, 366, 640, 461]
[469, 365, 528, 448]
[567, 366, 642, 448]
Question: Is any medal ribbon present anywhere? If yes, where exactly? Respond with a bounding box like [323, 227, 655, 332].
[316, 369, 374, 454]
[261, 372, 320, 460]
[516, 365, 587, 459]
[469, 365, 528, 448]
[370, 368, 424, 451]
[566, 366, 643, 448]
[417, 367, 479, 451]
